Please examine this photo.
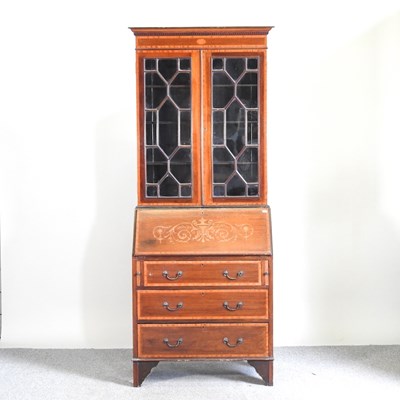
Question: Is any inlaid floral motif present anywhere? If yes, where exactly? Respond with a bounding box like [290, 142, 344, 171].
[153, 217, 254, 243]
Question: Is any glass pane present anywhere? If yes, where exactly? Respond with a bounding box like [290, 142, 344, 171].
[211, 57, 260, 198]
[147, 164, 167, 183]
[213, 72, 234, 108]
[247, 110, 258, 145]
[237, 72, 258, 108]
[247, 58, 258, 69]
[214, 164, 234, 183]
[213, 148, 235, 184]
[226, 101, 245, 156]
[181, 185, 191, 197]
[170, 148, 192, 184]
[180, 111, 191, 145]
[158, 59, 178, 81]
[213, 147, 234, 163]
[160, 175, 179, 197]
[146, 148, 168, 184]
[213, 111, 224, 145]
[238, 148, 258, 183]
[226, 174, 246, 196]
[226, 58, 245, 80]
[158, 100, 178, 156]
[143, 57, 193, 199]
[145, 59, 156, 71]
[170, 73, 191, 108]
[247, 184, 258, 196]
[146, 147, 167, 163]
[213, 185, 225, 197]
[145, 111, 157, 145]
[180, 59, 191, 70]
[146, 185, 158, 197]
[213, 58, 224, 70]
[145, 73, 167, 109]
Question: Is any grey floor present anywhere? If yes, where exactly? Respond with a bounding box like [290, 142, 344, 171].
[0, 346, 399, 400]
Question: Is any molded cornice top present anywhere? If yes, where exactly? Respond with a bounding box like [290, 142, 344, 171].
[130, 27, 273, 36]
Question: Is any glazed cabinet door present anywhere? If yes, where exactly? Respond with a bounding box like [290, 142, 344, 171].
[136, 50, 201, 205]
[202, 50, 267, 205]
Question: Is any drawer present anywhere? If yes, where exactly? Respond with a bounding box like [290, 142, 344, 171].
[143, 260, 264, 287]
[137, 289, 268, 321]
[138, 323, 269, 358]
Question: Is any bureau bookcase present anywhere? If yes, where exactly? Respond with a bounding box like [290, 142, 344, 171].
[130, 27, 273, 386]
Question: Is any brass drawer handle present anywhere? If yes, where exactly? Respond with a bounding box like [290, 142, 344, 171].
[223, 270, 244, 280]
[163, 337, 183, 348]
[163, 301, 183, 312]
[223, 301, 243, 311]
[223, 337, 244, 348]
[162, 270, 183, 281]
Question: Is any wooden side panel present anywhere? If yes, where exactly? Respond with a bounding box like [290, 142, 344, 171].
[138, 323, 269, 358]
[132, 258, 139, 359]
[134, 207, 272, 256]
[137, 289, 268, 321]
[143, 260, 262, 287]
[267, 255, 274, 358]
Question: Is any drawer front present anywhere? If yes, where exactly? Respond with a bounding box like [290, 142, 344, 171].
[137, 289, 268, 321]
[134, 207, 272, 256]
[138, 323, 269, 358]
[143, 260, 263, 287]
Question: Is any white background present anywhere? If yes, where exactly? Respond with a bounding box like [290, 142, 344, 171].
[1, 0, 400, 348]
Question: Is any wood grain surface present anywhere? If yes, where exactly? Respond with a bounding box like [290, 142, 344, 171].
[137, 289, 268, 321]
[137, 323, 269, 358]
[142, 259, 263, 287]
[134, 207, 272, 256]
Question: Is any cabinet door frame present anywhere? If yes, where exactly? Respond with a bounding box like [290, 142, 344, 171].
[136, 49, 202, 206]
[202, 49, 267, 206]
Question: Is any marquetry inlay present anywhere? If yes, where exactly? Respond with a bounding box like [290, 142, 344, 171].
[152, 217, 254, 243]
